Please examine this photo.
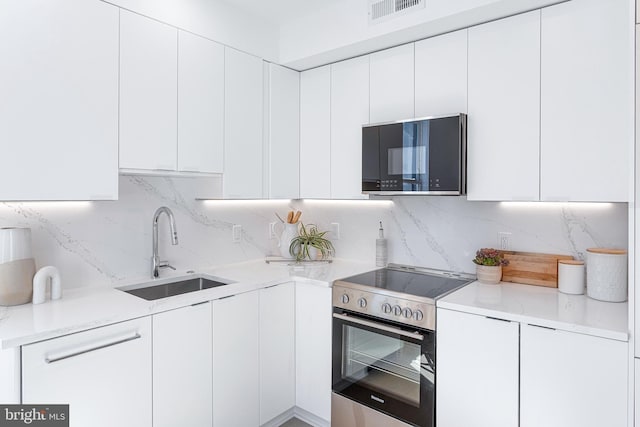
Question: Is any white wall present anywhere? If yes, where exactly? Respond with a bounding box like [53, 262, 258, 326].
[109, 0, 279, 62]
[279, 0, 566, 70]
[0, 177, 626, 289]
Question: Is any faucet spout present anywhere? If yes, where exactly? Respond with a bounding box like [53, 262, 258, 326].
[152, 206, 179, 278]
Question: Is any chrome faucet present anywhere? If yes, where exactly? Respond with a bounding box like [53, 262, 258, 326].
[151, 206, 179, 278]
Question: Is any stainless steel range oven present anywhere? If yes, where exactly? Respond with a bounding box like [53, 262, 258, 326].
[331, 265, 473, 427]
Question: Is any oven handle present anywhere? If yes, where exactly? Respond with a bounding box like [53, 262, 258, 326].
[333, 312, 424, 341]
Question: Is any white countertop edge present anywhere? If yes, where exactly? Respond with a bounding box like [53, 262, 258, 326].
[0, 258, 375, 349]
[437, 281, 629, 342]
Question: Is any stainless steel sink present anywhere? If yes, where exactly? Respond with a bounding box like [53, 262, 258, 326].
[119, 276, 233, 301]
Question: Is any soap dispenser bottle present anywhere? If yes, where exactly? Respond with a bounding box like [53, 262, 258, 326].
[376, 221, 388, 267]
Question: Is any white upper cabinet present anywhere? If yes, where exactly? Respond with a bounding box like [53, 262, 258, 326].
[369, 44, 415, 123]
[152, 303, 212, 427]
[300, 66, 332, 199]
[266, 64, 300, 199]
[331, 56, 370, 199]
[0, 0, 118, 200]
[415, 29, 468, 117]
[520, 324, 627, 427]
[540, 0, 632, 202]
[119, 11, 178, 171]
[177, 31, 224, 174]
[467, 11, 541, 201]
[224, 48, 264, 199]
[437, 309, 519, 427]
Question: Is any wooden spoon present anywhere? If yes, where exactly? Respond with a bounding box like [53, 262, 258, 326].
[292, 211, 302, 224]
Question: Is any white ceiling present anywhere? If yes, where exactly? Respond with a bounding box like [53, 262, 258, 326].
[221, 0, 343, 25]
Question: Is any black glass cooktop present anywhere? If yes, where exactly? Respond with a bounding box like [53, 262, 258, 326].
[338, 268, 471, 299]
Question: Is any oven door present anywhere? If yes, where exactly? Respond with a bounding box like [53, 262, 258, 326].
[332, 308, 435, 427]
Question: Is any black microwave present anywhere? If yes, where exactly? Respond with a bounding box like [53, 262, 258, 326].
[362, 114, 467, 195]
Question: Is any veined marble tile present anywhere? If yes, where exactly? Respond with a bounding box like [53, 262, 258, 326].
[0, 179, 627, 289]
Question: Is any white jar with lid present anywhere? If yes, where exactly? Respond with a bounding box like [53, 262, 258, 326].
[558, 259, 585, 295]
[586, 248, 627, 302]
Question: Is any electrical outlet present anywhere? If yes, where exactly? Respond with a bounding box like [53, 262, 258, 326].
[331, 222, 341, 240]
[497, 232, 512, 250]
[232, 225, 242, 243]
[268, 222, 277, 239]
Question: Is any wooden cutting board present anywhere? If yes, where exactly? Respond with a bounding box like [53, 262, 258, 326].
[499, 251, 574, 287]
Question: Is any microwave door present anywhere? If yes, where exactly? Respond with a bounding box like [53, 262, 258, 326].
[380, 123, 428, 191]
[379, 123, 428, 191]
[362, 126, 381, 192]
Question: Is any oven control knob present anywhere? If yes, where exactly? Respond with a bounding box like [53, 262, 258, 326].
[357, 297, 367, 308]
[381, 303, 392, 314]
[341, 294, 350, 304]
[402, 307, 413, 319]
[413, 310, 424, 321]
[392, 305, 402, 316]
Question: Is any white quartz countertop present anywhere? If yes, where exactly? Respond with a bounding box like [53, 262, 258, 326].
[437, 281, 628, 342]
[0, 258, 377, 349]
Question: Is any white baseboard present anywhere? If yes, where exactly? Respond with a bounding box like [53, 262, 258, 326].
[260, 406, 330, 427]
[293, 407, 330, 427]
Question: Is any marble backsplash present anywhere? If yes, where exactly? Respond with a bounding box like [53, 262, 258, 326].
[0, 176, 628, 289]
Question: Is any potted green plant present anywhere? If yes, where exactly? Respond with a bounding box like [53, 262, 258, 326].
[289, 223, 335, 261]
[473, 248, 509, 284]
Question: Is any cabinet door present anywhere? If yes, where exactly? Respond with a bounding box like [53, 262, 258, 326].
[267, 64, 300, 199]
[177, 31, 224, 174]
[636, 358, 640, 427]
[224, 48, 264, 199]
[153, 303, 212, 427]
[415, 29, 468, 117]
[331, 56, 370, 199]
[260, 282, 295, 424]
[540, 0, 632, 202]
[436, 309, 519, 427]
[295, 282, 332, 421]
[467, 11, 541, 201]
[22, 318, 152, 427]
[300, 66, 332, 199]
[0, 0, 118, 200]
[212, 291, 259, 426]
[370, 44, 415, 123]
[119, 10, 177, 171]
[520, 323, 627, 427]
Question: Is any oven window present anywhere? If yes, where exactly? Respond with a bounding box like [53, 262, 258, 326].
[341, 324, 424, 407]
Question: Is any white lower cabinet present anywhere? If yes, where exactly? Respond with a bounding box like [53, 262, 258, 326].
[22, 318, 152, 427]
[212, 291, 260, 427]
[520, 323, 627, 427]
[437, 308, 628, 427]
[436, 309, 519, 427]
[152, 303, 212, 427]
[260, 282, 296, 424]
[295, 282, 332, 422]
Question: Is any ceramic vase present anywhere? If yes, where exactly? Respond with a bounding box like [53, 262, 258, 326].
[476, 265, 502, 285]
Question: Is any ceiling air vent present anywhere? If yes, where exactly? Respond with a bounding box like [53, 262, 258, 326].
[368, 0, 425, 24]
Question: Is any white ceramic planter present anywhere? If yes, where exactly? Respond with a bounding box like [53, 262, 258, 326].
[476, 265, 502, 284]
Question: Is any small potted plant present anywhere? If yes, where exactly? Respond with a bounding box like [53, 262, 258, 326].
[473, 248, 509, 284]
[289, 223, 335, 261]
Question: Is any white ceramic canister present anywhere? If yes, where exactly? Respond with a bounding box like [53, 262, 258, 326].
[0, 227, 35, 306]
[558, 259, 585, 295]
[586, 248, 627, 303]
[0, 227, 33, 263]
